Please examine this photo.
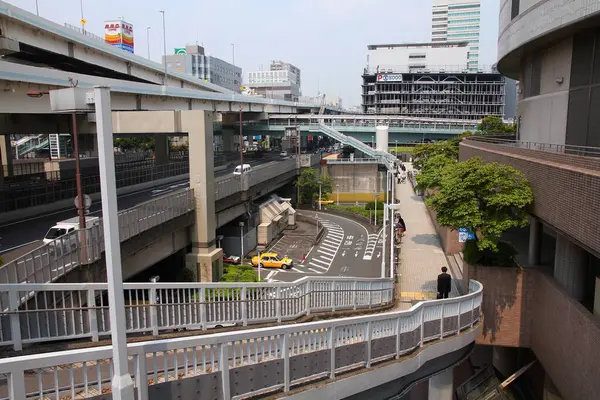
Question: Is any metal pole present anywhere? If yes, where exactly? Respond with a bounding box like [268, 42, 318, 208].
[381, 171, 388, 278]
[79, 0, 84, 31]
[318, 181, 322, 210]
[231, 44, 235, 67]
[374, 193, 377, 226]
[93, 86, 135, 399]
[71, 113, 86, 231]
[35, 0, 39, 16]
[336, 184, 339, 205]
[240, 223, 244, 259]
[258, 247, 261, 280]
[160, 11, 167, 85]
[239, 106, 244, 184]
[395, 140, 398, 155]
[146, 27, 151, 59]
[389, 176, 395, 279]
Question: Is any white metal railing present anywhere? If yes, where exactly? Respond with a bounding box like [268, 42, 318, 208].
[0, 277, 393, 350]
[326, 158, 381, 164]
[0, 279, 482, 400]
[0, 189, 195, 286]
[214, 158, 299, 200]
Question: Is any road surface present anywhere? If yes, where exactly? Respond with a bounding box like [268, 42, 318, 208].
[261, 212, 384, 283]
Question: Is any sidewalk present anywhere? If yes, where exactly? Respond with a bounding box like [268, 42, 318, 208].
[393, 163, 460, 309]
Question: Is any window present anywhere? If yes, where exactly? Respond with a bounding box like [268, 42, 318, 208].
[511, 0, 519, 19]
[449, 3, 480, 10]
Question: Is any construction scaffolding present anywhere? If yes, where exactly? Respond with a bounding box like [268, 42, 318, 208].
[362, 69, 506, 120]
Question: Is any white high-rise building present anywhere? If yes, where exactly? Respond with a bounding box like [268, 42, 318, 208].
[431, 0, 480, 70]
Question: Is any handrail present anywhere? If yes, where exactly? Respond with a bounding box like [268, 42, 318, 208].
[0, 279, 482, 400]
[464, 136, 600, 158]
[0, 276, 394, 350]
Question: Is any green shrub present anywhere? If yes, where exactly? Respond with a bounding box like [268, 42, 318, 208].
[462, 239, 518, 267]
[221, 264, 258, 282]
[328, 204, 384, 221]
[365, 201, 385, 211]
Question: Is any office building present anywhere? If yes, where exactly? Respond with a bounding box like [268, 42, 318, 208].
[458, 0, 600, 398]
[431, 0, 480, 70]
[361, 42, 505, 119]
[246, 60, 302, 101]
[164, 45, 241, 92]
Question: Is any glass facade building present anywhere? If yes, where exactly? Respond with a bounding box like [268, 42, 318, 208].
[432, 0, 481, 70]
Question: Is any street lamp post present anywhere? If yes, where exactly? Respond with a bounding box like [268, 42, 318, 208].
[93, 86, 135, 399]
[231, 43, 235, 67]
[79, 0, 85, 31]
[318, 180, 322, 210]
[239, 221, 245, 260]
[395, 140, 398, 155]
[159, 10, 167, 85]
[35, 0, 39, 16]
[146, 27, 151, 59]
[336, 184, 340, 205]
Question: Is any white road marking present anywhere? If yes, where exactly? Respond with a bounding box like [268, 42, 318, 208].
[311, 258, 329, 266]
[363, 228, 384, 260]
[318, 249, 336, 256]
[308, 263, 327, 270]
[308, 268, 323, 274]
[320, 243, 337, 250]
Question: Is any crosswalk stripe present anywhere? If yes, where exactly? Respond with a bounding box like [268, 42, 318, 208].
[311, 258, 329, 266]
[318, 249, 336, 256]
[308, 268, 323, 274]
[309, 262, 327, 270]
[320, 243, 337, 250]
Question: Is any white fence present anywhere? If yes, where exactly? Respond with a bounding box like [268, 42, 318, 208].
[0, 189, 195, 286]
[0, 280, 482, 400]
[0, 277, 393, 350]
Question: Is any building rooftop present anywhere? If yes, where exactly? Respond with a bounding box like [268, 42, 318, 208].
[367, 41, 470, 50]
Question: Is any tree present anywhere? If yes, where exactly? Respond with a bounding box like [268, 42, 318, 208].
[296, 169, 333, 204]
[426, 157, 533, 251]
[412, 140, 460, 170]
[415, 154, 457, 191]
[477, 116, 511, 135]
[114, 137, 155, 152]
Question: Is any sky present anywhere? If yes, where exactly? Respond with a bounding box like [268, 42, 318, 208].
[7, 0, 500, 107]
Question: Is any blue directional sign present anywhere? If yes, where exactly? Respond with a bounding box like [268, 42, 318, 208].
[458, 228, 476, 243]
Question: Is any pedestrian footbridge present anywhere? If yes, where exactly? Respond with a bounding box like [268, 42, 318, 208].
[0, 278, 483, 400]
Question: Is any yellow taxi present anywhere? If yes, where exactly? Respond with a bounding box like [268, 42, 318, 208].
[317, 199, 334, 205]
[251, 253, 294, 269]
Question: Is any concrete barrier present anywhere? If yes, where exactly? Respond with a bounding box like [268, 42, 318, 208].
[294, 214, 326, 245]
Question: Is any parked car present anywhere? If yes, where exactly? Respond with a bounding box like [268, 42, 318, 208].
[223, 255, 241, 265]
[280, 151, 288, 157]
[251, 253, 293, 269]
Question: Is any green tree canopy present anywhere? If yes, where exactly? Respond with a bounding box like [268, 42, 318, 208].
[296, 169, 333, 204]
[114, 137, 156, 152]
[415, 153, 457, 191]
[426, 157, 533, 251]
[477, 116, 515, 135]
[412, 140, 459, 170]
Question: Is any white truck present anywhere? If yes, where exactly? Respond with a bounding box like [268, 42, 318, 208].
[43, 216, 100, 249]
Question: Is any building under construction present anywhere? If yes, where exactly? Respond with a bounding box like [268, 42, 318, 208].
[361, 43, 509, 120]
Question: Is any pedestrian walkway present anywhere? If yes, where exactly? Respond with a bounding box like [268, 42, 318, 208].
[393, 163, 461, 307]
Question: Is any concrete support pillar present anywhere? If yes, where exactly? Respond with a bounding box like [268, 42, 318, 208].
[222, 129, 235, 152]
[594, 278, 600, 318]
[154, 134, 169, 165]
[1, 135, 14, 177]
[183, 111, 222, 282]
[528, 216, 543, 266]
[428, 368, 453, 400]
[554, 234, 587, 301]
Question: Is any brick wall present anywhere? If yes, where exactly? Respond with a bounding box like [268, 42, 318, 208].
[426, 205, 463, 255]
[459, 141, 600, 257]
[530, 272, 600, 400]
[468, 265, 534, 347]
[466, 264, 600, 399]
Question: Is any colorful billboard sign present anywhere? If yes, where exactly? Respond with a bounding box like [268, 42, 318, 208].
[104, 20, 134, 53]
[376, 73, 403, 82]
[174, 48, 187, 55]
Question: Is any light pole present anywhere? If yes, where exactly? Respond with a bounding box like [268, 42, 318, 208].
[146, 27, 151, 59]
[336, 184, 340, 205]
[231, 43, 235, 67]
[93, 86, 135, 399]
[318, 180, 322, 210]
[159, 10, 167, 85]
[374, 191, 378, 225]
[389, 179, 396, 279]
[239, 221, 245, 260]
[395, 140, 398, 155]
[35, 0, 39, 16]
[79, 0, 85, 31]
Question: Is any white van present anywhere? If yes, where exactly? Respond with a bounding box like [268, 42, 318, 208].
[233, 164, 252, 175]
[43, 216, 100, 247]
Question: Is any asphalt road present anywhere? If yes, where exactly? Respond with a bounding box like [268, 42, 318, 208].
[261, 212, 384, 283]
[0, 158, 283, 256]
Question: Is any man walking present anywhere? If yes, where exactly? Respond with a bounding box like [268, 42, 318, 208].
[437, 266, 451, 299]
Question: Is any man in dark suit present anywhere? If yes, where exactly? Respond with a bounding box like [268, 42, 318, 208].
[437, 267, 452, 299]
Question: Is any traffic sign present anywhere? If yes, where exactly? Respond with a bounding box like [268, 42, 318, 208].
[74, 194, 92, 213]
